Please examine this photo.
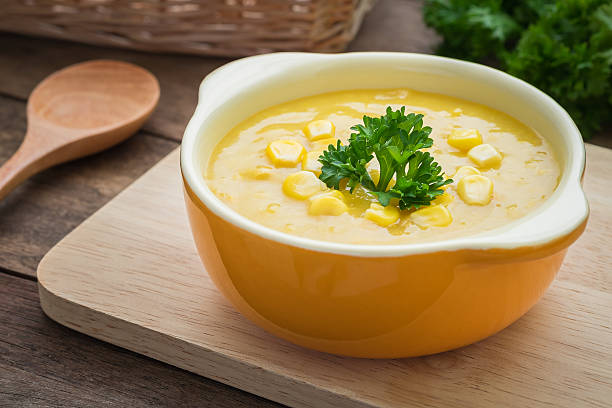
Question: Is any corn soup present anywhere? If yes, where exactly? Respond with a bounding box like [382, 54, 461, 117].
[206, 89, 560, 245]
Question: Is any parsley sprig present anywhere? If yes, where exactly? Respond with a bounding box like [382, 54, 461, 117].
[318, 107, 452, 210]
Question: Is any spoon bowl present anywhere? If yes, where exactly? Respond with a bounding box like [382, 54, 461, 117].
[0, 60, 160, 200]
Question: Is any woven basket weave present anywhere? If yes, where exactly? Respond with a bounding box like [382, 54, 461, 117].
[0, 0, 376, 56]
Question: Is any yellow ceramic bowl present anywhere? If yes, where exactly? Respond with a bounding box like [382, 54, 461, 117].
[181, 53, 588, 358]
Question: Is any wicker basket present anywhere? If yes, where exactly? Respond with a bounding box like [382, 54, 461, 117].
[0, 0, 376, 57]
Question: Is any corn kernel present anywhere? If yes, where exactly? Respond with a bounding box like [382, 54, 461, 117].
[239, 165, 273, 180]
[304, 120, 335, 141]
[282, 171, 325, 200]
[448, 128, 483, 151]
[457, 175, 493, 205]
[312, 138, 339, 149]
[302, 150, 324, 175]
[432, 191, 454, 206]
[453, 165, 481, 181]
[369, 168, 380, 186]
[309, 190, 345, 202]
[468, 144, 502, 168]
[266, 140, 305, 167]
[409, 205, 452, 228]
[308, 193, 347, 216]
[364, 203, 400, 227]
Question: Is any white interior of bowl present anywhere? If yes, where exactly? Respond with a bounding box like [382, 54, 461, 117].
[181, 52, 588, 257]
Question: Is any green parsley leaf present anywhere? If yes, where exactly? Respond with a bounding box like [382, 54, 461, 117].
[318, 107, 453, 210]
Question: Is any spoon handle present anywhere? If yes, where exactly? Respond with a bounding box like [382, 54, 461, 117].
[0, 135, 52, 201]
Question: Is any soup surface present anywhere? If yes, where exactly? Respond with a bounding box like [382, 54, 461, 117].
[206, 89, 560, 245]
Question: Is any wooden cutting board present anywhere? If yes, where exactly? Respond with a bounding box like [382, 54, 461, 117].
[37, 145, 612, 408]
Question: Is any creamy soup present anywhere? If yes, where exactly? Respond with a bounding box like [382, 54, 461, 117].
[206, 89, 560, 245]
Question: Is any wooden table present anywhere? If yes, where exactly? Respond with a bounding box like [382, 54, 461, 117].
[1, 1, 610, 406]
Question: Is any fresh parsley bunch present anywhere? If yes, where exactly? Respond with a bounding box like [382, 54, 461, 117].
[318, 107, 452, 210]
[423, 0, 612, 139]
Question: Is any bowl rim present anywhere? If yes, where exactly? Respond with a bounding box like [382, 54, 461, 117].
[180, 52, 588, 258]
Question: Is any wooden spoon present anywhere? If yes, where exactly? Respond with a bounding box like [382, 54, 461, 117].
[0, 60, 160, 201]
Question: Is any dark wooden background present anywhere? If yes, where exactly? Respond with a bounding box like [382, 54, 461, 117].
[1, 1, 609, 406]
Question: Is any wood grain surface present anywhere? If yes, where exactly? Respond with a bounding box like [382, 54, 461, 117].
[37, 145, 612, 408]
[0, 273, 280, 408]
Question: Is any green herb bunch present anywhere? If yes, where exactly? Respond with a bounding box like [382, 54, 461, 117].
[423, 0, 612, 138]
[318, 107, 452, 210]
